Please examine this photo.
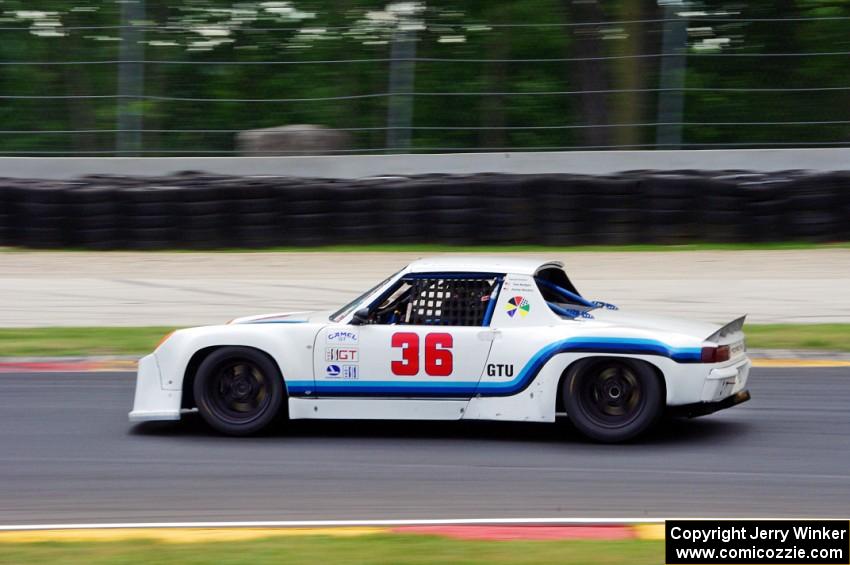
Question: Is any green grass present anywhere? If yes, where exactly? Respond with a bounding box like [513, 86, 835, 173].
[2, 242, 849, 253]
[0, 535, 662, 565]
[0, 327, 175, 357]
[744, 324, 850, 352]
[1, 324, 849, 357]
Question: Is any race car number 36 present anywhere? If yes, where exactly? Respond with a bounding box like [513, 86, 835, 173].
[391, 332, 453, 377]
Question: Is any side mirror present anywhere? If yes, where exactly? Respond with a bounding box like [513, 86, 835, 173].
[350, 307, 370, 326]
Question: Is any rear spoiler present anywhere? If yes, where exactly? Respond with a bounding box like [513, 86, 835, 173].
[705, 315, 747, 342]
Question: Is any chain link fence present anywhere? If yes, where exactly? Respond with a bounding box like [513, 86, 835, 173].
[0, 2, 848, 155]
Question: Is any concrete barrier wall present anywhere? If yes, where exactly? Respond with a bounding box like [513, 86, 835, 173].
[3, 148, 850, 179]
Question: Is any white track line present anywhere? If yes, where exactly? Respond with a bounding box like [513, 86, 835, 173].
[0, 517, 665, 531]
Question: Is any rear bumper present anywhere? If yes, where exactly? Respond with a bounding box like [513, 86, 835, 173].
[700, 357, 750, 402]
[669, 389, 751, 418]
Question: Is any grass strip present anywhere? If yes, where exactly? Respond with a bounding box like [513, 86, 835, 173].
[0, 324, 849, 357]
[0, 327, 175, 357]
[743, 324, 850, 352]
[0, 535, 662, 565]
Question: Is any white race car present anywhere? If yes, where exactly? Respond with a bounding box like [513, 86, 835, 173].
[130, 256, 750, 442]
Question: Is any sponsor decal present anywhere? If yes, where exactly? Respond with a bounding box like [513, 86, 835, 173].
[730, 340, 746, 357]
[486, 363, 514, 377]
[505, 295, 530, 318]
[325, 364, 358, 379]
[326, 330, 359, 344]
[504, 277, 535, 292]
[325, 347, 359, 362]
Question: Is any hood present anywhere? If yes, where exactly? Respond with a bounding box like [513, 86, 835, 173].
[230, 311, 312, 324]
[589, 309, 722, 341]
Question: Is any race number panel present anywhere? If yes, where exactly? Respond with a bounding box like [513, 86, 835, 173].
[423, 332, 453, 376]
[390, 332, 419, 376]
[313, 325, 493, 397]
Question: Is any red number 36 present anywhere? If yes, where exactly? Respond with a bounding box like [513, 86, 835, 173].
[391, 332, 453, 377]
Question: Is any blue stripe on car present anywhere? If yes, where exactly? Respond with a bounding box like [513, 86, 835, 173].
[286, 337, 701, 398]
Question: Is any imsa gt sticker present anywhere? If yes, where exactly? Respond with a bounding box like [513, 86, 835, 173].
[325, 347, 359, 362]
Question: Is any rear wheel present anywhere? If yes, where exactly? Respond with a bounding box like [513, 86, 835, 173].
[194, 347, 284, 436]
[563, 359, 662, 443]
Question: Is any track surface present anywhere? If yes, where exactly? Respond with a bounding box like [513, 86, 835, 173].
[0, 367, 847, 524]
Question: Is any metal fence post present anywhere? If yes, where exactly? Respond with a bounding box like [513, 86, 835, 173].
[386, 28, 417, 153]
[655, 1, 687, 148]
[116, 0, 145, 155]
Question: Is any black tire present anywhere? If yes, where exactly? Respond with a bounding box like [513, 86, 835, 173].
[563, 358, 663, 443]
[194, 347, 285, 436]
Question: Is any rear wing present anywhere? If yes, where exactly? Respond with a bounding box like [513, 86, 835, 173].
[705, 315, 747, 342]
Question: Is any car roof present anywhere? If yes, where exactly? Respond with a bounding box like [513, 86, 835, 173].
[406, 255, 563, 276]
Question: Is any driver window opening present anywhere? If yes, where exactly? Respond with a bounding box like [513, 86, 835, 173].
[370, 276, 500, 326]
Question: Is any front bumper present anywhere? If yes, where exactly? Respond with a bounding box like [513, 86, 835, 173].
[128, 354, 181, 422]
[669, 389, 751, 418]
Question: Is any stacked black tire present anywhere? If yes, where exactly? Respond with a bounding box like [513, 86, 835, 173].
[0, 170, 847, 249]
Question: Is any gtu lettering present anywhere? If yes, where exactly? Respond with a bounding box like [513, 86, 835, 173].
[487, 364, 514, 377]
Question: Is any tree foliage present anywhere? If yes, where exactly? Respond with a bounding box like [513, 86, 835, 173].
[0, 0, 847, 154]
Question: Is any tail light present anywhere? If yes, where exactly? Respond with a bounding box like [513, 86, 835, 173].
[701, 345, 730, 363]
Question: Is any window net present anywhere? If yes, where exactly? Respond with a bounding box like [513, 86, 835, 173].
[406, 277, 498, 326]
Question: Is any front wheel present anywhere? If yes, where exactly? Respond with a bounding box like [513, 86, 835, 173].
[194, 347, 285, 436]
[563, 358, 662, 443]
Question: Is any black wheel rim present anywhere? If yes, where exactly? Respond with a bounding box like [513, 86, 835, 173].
[205, 360, 271, 425]
[577, 363, 645, 428]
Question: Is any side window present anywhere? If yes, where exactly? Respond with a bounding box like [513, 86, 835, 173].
[370, 276, 500, 326]
[534, 267, 596, 318]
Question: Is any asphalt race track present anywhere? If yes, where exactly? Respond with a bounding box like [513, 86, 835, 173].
[0, 367, 847, 524]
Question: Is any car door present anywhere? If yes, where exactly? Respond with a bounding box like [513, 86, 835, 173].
[313, 274, 502, 399]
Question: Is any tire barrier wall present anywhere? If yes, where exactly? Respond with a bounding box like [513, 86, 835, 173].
[0, 170, 848, 249]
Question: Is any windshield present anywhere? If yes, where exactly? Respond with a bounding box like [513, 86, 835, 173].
[329, 270, 401, 322]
